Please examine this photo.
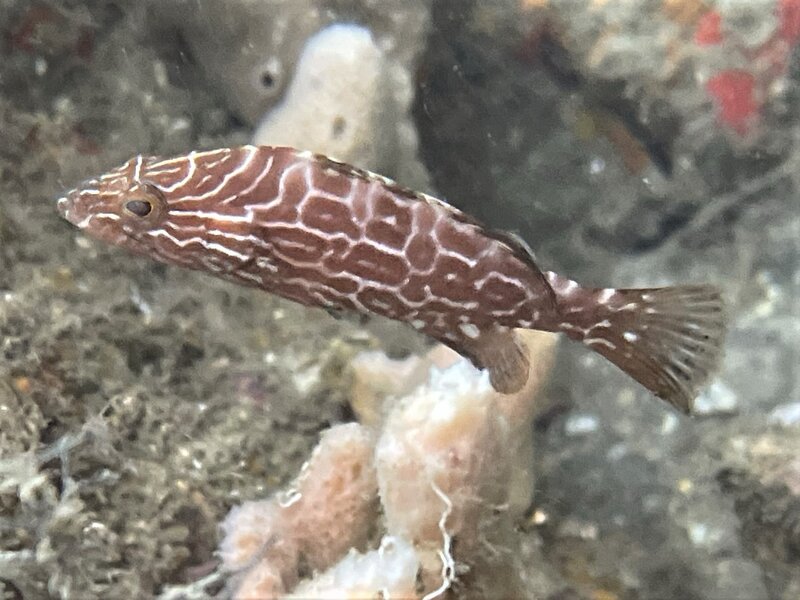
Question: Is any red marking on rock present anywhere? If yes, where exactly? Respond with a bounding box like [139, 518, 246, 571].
[694, 11, 723, 46]
[778, 0, 800, 43]
[706, 70, 758, 135]
[75, 28, 95, 61]
[72, 126, 102, 156]
[6, 5, 57, 53]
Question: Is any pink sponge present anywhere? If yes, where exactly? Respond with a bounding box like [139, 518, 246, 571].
[219, 423, 378, 598]
[375, 361, 507, 561]
[283, 422, 379, 571]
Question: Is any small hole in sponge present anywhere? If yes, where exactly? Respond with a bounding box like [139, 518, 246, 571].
[331, 116, 346, 139]
[261, 71, 275, 89]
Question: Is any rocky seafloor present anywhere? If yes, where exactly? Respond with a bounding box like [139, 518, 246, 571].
[0, 0, 798, 598]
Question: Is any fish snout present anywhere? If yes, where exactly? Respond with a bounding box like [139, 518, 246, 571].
[56, 195, 70, 219]
[56, 189, 90, 227]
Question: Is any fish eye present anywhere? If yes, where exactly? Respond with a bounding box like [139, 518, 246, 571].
[124, 199, 153, 217]
[119, 183, 166, 224]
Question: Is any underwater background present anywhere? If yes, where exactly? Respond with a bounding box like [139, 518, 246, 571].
[0, 0, 798, 598]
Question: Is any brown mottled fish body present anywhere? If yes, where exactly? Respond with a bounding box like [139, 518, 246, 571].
[58, 145, 726, 412]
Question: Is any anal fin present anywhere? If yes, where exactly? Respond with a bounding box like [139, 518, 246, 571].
[465, 328, 531, 394]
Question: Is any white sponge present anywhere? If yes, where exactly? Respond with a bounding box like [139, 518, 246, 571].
[253, 23, 429, 189]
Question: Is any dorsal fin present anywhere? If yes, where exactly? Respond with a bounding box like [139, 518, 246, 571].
[488, 229, 559, 312]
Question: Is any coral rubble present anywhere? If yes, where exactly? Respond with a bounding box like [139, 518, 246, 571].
[219, 330, 556, 598]
[0, 0, 798, 598]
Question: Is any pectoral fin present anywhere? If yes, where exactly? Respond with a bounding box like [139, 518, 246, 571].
[462, 328, 531, 394]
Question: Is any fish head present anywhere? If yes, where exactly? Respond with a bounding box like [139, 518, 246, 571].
[57, 155, 175, 258]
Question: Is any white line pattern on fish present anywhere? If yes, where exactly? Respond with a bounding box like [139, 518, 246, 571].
[58, 145, 728, 412]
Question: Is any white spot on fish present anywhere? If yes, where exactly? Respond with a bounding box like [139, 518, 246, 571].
[585, 337, 616, 350]
[459, 322, 480, 339]
[255, 256, 276, 271]
[561, 279, 579, 295]
[411, 319, 425, 330]
[598, 288, 616, 304]
[296, 149, 315, 160]
[565, 413, 599, 436]
[624, 331, 639, 343]
[57, 197, 69, 219]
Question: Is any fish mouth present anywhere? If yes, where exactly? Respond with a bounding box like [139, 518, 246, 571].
[56, 195, 71, 220]
[56, 193, 85, 226]
[57, 189, 91, 227]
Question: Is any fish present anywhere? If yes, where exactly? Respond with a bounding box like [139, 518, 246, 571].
[57, 145, 726, 413]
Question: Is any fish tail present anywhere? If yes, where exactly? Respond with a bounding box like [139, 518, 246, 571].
[552, 276, 726, 413]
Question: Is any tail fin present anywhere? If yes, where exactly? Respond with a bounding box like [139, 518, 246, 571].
[560, 284, 726, 413]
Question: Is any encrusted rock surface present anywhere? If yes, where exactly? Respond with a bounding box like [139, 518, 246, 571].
[0, 0, 798, 598]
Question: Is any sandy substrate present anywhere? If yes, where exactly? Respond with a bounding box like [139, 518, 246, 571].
[1, 1, 798, 599]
